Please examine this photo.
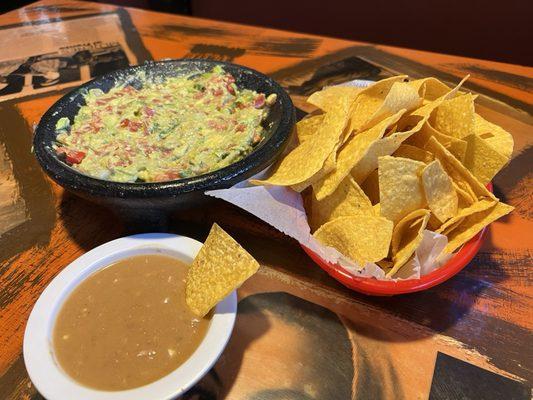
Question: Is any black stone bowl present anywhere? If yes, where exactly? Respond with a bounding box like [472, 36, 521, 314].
[33, 59, 295, 229]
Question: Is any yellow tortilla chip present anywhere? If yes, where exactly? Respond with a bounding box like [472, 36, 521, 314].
[408, 77, 451, 100]
[307, 176, 374, 232]
[432, 93, 476, 139]
[444, 201, 513, 254]
[474, 113, 514, 159]
[463, 133, 509, 185]
[351, 115, 427, 184]
[429, 121, 468, 161]
[424, 136, 495, 201]
[378, 156, 426, 224]
[307, 86, 361, 113]
[348, 76, 407, 133]
[412, 76, 468, 118]
[296, 114, 324, 143]
[364, 82, 422, 128]
[395, 113, 423, 132]
[186, 224, 260, 317]
[435, 198, 496, 234]
[313, 110, 404, 200]
[453, 181, 476, 207]
[393, 144, 434, 163]
[384, 123, 399, 137]
[290, 146, 338, 193]
[286, 155, 331, 192]
[440, 217, 465, 237]
[251, 95, 351, 189]
[388, 209, 431, 277]
[427, 213, 443, 231]
[361, 168, 380, 204]
[373, 203, 381, 215]
[314, 215, 393, 266]
[422, 160, 458, 223]
[437, 132, 468, 162]
[458, 181, 478, 204]
[405, 120, 435, 148]
[407, 120, 467, 162]
[391, 209, 430, 255]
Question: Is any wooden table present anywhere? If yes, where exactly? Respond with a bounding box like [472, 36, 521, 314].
[0, 1, 531, 399]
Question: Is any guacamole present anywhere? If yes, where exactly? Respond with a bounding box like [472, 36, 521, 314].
[54, 66, 276, 182]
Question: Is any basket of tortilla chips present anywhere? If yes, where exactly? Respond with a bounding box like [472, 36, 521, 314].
[246, 75, 514, 295]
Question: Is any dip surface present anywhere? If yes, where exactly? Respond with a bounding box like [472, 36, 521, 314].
[54, 66, 276, 182]
[52, 254, 211, 391]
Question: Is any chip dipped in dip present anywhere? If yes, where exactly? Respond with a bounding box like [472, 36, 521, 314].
[54, 66, 276, 183]
[51, 225, 259, 392]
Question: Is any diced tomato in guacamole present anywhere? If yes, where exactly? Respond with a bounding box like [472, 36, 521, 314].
[54, 66, 276, 183]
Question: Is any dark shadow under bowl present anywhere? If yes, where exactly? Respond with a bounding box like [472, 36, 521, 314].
[33, 59, 295, 229]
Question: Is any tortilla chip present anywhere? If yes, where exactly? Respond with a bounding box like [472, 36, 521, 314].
[313, 215, 393, 266]
[251, 95, 351, 188]
[378, 156, 426, 224]
[384, 123, 399, 137]
[412, 76, 468, 118]
[364, 82, 422, 128]
[307, 86, 361, 113]
[405, 120, 434, 148]
[290, 145, 339, 192]
[463, 133, 509, 185]
[435, 198, 496, 234]
[391, 209, 430, 255]
[474, 113, 514, 159]
[408, 77, 451, 100]
[440, 217, 465, 237]
[424, 136, 495, 201]
[444, 201, 513, 254]
[432, 93, 476, 139]
[422, 160, 458, 223]
[388, 209, 431, 277]
[296, 114, 324, 143]
[313, 110, 404, 200]
[462, 184, 479, 205]
[406, 120, 468, 162]
[393, 143, 434, 163]
[431, 121, 468, 161]
[361, 168, 380, 204]
[307, 176, 374, 232]
[348, 76, 407, 133]
[186, 224, 260, 317]
[427, 213, 444, 231]
[437, 132, 468, 162]
[453, 181, 476, 207]
[351, 115, 427, 184]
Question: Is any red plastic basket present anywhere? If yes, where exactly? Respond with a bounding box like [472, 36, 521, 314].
[302, 184, 492, 296]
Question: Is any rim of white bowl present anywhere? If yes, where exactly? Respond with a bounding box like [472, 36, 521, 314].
[23, 233, 237, 400]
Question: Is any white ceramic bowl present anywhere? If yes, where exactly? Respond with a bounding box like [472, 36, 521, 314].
[23, 233, 237, 400]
